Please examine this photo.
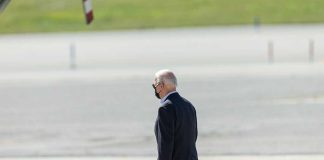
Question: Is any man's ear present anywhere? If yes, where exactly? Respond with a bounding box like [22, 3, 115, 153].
[160, 82, 165, 89]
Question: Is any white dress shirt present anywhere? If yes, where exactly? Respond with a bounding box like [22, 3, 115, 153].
[160, 91, 178, 104]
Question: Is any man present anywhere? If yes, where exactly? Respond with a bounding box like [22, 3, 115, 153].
[152, 69, 198, 160]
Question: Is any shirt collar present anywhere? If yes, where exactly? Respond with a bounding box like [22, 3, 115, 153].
[160, 91, 177, 104]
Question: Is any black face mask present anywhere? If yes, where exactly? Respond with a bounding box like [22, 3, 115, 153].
[152, 84, 161, 99]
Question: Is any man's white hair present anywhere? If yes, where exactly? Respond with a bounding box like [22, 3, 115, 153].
[155, 69, 178, 87]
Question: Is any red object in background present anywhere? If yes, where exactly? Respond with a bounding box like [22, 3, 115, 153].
[83, 0, 94, 25]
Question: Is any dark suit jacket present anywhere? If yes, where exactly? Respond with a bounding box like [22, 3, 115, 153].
[155, 92, 198, 160]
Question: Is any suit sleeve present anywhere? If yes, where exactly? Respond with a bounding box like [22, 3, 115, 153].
[194, 108, 198, 141]
[156, 106, 175, 160]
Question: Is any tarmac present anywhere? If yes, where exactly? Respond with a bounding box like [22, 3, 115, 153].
[1, 155, 324, 160]
[0, 25, 324, 157]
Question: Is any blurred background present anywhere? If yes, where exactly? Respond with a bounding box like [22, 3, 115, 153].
[0, 0, 324, 158]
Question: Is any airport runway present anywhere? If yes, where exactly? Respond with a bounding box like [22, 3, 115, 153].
[0, 24, 324, 71]
[0, 25, 324, 157]
[1, 155, 324, 160]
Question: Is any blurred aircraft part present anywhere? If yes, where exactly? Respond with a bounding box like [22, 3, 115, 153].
[0, 0, 10, 13]
[83, 0, 94, 25]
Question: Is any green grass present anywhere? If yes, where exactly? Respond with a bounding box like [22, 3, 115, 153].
[1, 0, 324, 33]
